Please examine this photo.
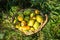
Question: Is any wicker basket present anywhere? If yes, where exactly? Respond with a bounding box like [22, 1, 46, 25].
[12, 9, 48, 35]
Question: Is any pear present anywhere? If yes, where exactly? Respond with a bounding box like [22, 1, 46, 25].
[36, 15, 43, 23]
[35, 10, 40, 14]
[24, 9, 31, 15]
[18, 16, 23, 21]
[24, 16, 29, 22]
[19, 26, 30, 31]
[33, 21, 39, 30]
[28, 20, 35, 26]
[30, 13, 35, 18]
[21, 21, 27, 26]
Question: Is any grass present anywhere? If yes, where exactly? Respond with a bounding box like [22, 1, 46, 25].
[0, 0, 60, 40]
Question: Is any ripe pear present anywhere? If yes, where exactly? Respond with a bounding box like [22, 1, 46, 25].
[28, 20, 35, 26]
[33, 21, 39, 30]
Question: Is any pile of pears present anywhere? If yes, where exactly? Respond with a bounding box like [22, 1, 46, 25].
[13, 9, 43, 33]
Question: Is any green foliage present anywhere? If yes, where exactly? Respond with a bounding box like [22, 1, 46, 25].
[0, 0, 60, 40]
[0, 33, 4, 39]
[9, 6, 20, 16]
